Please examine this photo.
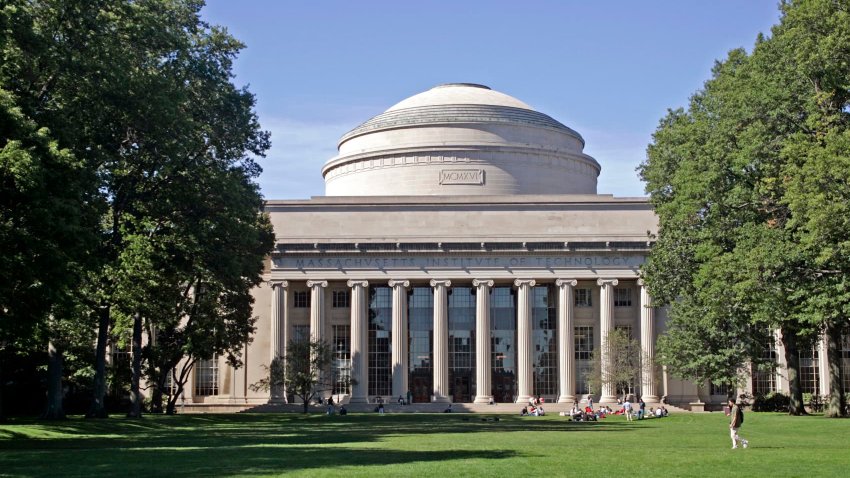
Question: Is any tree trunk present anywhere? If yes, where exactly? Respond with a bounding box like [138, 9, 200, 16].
[0, 360, 6, 422]
[150, 381, 164, 414]
[127, 311, 143, 418]
[87, 305, 110, 418]
[43, 340, 66, 420]
[824, 321, 846, 418]
[781, 325, 807, 415]
[303, 396, 309, 414]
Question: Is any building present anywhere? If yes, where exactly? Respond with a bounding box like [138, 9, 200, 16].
[185, 83, 848, 410]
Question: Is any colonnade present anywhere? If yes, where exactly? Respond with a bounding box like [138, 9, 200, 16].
[269, 277, 658, 404]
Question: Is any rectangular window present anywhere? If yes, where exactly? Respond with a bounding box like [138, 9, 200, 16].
[332, 325, 351, 395]
[575, 288, 592, 308]
[532, 285, 557, 398]
[798, 345, 820, 395]
[614, 287, 632, 307]
[294, 290, 310, 308]
[368, 286, 392, 397]
[408, 287, 434, 403]
[575, 326, 594, 394]
[292, 325, 309, 343]
[194, 356, 219, 396]
[449, 286, 476, 403]
[753, 334, 777, 396]
[490, 286, 515, 403]
[332, 290, 350, 308]
[842, 334, 850, 395]
[710, 381, 729, 396]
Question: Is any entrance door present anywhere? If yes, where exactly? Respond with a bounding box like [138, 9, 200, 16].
[492, 372, 516, 403]
[411, 374, 432, 403]
[452, 375, 472, 403]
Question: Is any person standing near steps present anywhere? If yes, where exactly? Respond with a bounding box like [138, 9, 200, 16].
[728, 398, 749, 449]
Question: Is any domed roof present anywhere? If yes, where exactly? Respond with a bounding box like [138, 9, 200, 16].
[323, 83, 600, 197]
[339, 83, 584, 148]
[386, 83, 533, 111]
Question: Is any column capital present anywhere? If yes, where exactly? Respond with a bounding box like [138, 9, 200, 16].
[555, 278, 578, 288]
[388, 279, 410, 288]
[596, 278, 619, 287]
[472, 279, 494, 288]
[514, 279, 536, 288]
[269, 280, 289, 289]
[429, 279, 452, 288]
[637, 278, 646, 287]
[306, 280, 328, 288]
[346, 279, 369, 288]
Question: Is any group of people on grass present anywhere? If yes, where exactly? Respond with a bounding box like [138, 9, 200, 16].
[520, 396, 547, 416]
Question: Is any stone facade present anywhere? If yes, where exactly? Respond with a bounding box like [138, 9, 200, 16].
[180, 84, 845, 410]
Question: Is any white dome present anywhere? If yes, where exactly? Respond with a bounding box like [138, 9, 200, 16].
[322, 84, 600, 196]
[386, 83, 533, 111]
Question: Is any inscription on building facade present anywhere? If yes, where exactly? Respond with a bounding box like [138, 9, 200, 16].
[439, 169, 484, 185]
[275, 254, 644, 271]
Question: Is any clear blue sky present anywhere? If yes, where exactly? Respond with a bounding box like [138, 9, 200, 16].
[201, 0, 782, 199]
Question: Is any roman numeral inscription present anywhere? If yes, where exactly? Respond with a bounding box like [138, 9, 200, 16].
[439, 169, 484, 185]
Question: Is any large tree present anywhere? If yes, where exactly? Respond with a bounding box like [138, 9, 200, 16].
[640, 0, 849, 416]
[1, 0, 272, 418]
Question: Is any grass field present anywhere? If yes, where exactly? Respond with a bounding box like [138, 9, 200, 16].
[1, 411, 848, 477]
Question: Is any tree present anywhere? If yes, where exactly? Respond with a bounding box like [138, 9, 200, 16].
[640, 0, 850, 417]
[252, 339, 336, 414]
[586, 329, 652, 400]
[1, 0, 272, 418]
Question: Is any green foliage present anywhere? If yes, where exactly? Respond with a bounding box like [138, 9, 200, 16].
[640, 0, 850, 415]
[752, 392, 790, 412]
[255, 339, 337, 414]
[585, 328, 649, 398]
[1, 0, 273, 417]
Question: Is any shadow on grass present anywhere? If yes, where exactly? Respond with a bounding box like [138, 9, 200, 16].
[0, 414, 640, 476]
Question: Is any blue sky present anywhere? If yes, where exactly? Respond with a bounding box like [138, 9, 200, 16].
[201, 0, 782, 199]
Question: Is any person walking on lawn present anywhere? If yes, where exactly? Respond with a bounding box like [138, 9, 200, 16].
[728, 398, 749, 449]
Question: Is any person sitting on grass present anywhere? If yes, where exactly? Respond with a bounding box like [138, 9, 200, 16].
[521, 406, 529, 416]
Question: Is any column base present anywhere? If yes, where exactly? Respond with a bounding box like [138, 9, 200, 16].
[641, 395, 660, 403]
[599, 395, 618, 404]
[516, 395, 533, 404]
[432, 395, 451, 403]
[474, 395, 494, 404]
[557, 395, 576, 403]
[349, 396, 368, 404]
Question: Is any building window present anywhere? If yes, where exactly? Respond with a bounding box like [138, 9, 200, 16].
[332, 325, 351, 395]
[292, 325, 309, 343]
[753, 335, 777, 396]
[368, 286, 392, 397]
[294, 290, 310, 308]
[575, 326, 594, 394]
[332, 290, 350, 308]
[194, 356, 219, 396]
[449, 287, 476, 403]
[614, 287, 632, 307]
[710, 381, 729, 397]
[575, 288, 592, 308]
[408, 287, 434, 403]
[798, 345, 820, 395]
[490, 286, 516, 403]
[532, 285, 557, 398]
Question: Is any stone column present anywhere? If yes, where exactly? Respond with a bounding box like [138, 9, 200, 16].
[348, 280, 369, 403]
[473, 279, 494, 404]
[597, 278, 619, 403]
[307, 280, 328, 399]
[556, 279, 577, 403]
[638, 279, 659, 402]
[515, 279, 536, 403]
[818, 333, 830, 396]
[269, 280, 288, 403]
[389, 280, 410, 400]
[430, 279, 451, 403]
[307, 280, 328, 342]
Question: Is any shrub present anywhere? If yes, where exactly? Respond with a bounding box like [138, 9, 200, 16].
[752, 392, 790, 412]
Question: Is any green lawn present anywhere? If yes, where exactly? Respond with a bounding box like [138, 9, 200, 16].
[0, 412, 847, 477]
